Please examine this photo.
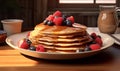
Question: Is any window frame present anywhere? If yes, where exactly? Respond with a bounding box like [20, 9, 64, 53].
[48, 0, 119, 10]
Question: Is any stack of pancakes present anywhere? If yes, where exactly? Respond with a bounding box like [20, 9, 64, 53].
[29, 23, 92, 53]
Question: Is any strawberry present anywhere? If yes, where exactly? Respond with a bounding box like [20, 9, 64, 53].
[53, 17, 63, 26]
[53, 10, 62, 17]
[36, 45, 45, 52]
[67, 16, 74, 24]
[90, 44, 101, 50]
[46, 15, 54, 21]
[95, 37, 103, 46]
[18, 39, 29, 49]
[91, 32, 97, 39]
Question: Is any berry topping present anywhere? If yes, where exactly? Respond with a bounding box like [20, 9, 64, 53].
[62, 15, 67, 20]
[42, 11, 76, 26]
[29, 46, 36, 51]
[95, 37, 103, 46]
[84, 45, 91, 51]
[36, 45, 45, 52]
[25, 39, 32, 45]
[43, 20, 49, 25]
[18, 39, 29, 49]
[46, 15, 54, 21]
[53, 17, 63, 26]
[90, 44, 101, 50]
[53, 10, 62, 17]
[47, 21, 54, 26]
[66, 19, 72, 27]
[91, 32, 97, 39]
[67, 16, 74, 24]
[62, 20, 67, 26]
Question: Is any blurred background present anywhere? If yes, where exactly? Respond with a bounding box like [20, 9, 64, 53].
[0, 0, 120, 31]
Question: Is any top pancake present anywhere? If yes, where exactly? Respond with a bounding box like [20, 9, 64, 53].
[34, 23, 86, 35]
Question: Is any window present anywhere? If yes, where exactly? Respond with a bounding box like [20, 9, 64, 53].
[96, 0, 116, 4]
[59, 0, 116, 4]
[59, 0, 93, 4]
[48, 0, 119, 11]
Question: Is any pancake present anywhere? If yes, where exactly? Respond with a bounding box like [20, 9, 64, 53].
[38, 38, 92, 47]
[32, 44, 85, 53]
[29, 34, 89, 44]
[30, 31, 87, 39]
[29, 23, 92, 53]
[46, 49, 82, 53]
[34, 23, 86, 35]
[46, 50, 76, 53]
[39, 44, 85, 50]
[38, 35, 90, 43]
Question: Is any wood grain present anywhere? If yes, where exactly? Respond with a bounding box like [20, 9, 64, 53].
[0, 44, 120, 71]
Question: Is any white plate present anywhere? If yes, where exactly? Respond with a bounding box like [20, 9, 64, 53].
[113, 34, 120, 45]
[6, 31, 114, 60]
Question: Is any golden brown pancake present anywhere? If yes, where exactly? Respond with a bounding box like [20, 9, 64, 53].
[29, 23, 92, 53]
[38, 38, 92, 47]
[39, 44, 85, 50]
[34, 23, 86, 35]
[38, 35, 90, 43]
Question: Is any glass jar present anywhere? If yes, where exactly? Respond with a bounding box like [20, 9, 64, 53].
[97, 5, 120, 34]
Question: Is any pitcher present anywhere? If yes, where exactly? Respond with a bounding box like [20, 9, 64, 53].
[97, 5, 120, 34]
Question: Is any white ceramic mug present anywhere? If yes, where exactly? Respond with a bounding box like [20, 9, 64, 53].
[1, 19, 23, 36]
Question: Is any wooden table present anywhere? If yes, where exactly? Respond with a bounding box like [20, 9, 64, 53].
[0, 28, 120, 71]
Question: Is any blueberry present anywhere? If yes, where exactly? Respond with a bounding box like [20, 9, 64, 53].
[62, 15, 67, 20]
[62, 20, 67, 26]
[84, 45, 91, 51]
[29, 46, 36, 51]
[47, 21, 54, 26]
[43, 20, 49, 25]
[25, 39, 32, 45]
[66, 20, 72, 27]
[62, 15, 68, 26]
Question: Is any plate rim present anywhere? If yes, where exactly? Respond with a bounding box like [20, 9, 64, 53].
[113, 33, 120, 45]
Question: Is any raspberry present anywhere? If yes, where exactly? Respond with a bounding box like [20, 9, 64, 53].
[53, 17, 63, 26]
[46, 15, 54, 21]
[95, 37, 103, 46]
[90, 44, 101, 50]
[36, 45, 45, 52]
[18, 39, 29, 49]
[53, 10, 62, 17]
[91, 32, 97, 39]
[67, 16, 74, 24]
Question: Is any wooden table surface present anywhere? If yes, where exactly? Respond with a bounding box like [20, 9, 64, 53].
[0, 27, 120, 71]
